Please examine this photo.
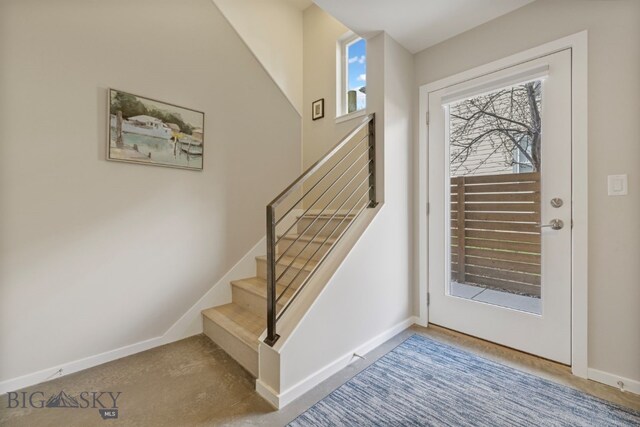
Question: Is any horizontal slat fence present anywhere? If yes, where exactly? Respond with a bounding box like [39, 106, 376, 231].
[451, 172, 541, 297]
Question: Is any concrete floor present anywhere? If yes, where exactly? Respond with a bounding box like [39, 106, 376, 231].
[1, 326, 638, 426]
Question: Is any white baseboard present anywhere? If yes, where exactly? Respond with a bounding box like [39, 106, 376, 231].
[259, 316, 418, 409]
[255, 379, 280, 409]
[0, 237, 266, 396]
[0, 335, 164, 395]
[588, 368, 640, 395]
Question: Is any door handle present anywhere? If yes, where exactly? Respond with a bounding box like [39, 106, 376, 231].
[537, 219, 564, 230]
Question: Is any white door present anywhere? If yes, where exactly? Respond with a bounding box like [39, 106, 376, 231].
[427, 50, 572, 364]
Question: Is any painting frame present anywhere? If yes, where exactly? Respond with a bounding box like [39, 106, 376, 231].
[106, 88, 205, 171]
[312, 98, 325, 121]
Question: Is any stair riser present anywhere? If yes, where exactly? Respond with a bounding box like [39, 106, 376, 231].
[232, 284, 287, 319]
[256, 258, 310, 289]
[277, 238, 331, 262]
[203, 317, 258, 377]
[232, 285, 267, 319]
[296, 217, 352, 238]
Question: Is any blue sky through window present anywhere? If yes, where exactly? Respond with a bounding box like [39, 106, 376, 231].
[347, 38, 366, 110]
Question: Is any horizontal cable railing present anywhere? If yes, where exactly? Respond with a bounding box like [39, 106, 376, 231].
[265, 113, 376, 346]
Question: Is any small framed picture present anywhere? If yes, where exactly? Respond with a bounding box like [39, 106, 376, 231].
[312, 98, 325, 120]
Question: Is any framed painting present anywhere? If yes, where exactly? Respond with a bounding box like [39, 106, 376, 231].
[312, 98, 325, 121]
[107, 89, 205, 170]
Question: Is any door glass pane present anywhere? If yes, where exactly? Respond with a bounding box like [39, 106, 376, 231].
[447, 80, 542, 314]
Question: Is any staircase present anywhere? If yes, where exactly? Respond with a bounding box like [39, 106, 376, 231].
[202, 212, 355, 376]
[201, 114, 376, 378]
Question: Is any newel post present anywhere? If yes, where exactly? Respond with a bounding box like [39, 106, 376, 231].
[367, 115, 378, 208]
[265, 205, 279, 346]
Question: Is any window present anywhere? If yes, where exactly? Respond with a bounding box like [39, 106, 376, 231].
[338, 35, 366, 117]
[513, 142, 534, 173]
[448, 79, 542, 177]
[446, 79, 543, 310]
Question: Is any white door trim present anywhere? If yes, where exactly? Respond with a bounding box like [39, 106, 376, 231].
[416, 31, 588, 377]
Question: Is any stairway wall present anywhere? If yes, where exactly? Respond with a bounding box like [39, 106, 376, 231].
[302, 5, 367, 170]
[212, 0, 305, 115]
[0, 0, 301, 390]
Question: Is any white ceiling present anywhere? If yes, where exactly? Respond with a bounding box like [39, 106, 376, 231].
[312, 0, 534, 53]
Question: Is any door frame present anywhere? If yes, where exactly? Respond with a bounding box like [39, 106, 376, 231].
[416, 31, 588, 377]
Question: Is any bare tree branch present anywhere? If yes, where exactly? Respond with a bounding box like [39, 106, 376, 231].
[448, 81, 542, 175]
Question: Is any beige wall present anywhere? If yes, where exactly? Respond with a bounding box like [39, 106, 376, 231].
[414, 0, 640, 383]
[303, 5, 368, 168]
[0, 0, 301, 384]
[212, 0, 305, 115]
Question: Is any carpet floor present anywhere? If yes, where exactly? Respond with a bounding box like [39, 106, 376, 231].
[289, 334, 640, 426]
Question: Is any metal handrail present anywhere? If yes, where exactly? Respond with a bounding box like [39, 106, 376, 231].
[275, 158, 372, 270]
[264, 113, 376, 346]
[275, 168, 371, 285]
[276, 188, 371, 320]
[275, 146, 370, 245]
[276, 178, 371, 303]
[268, 114, 375, 209]
[274, 132, 370, 227]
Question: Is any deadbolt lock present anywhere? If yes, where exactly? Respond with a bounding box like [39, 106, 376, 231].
[550, 198, 563, 208]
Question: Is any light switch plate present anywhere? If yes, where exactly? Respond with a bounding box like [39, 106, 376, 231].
[608, 174, 628, 196]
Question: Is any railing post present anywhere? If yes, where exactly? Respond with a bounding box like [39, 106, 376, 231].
[367, 115, 378, 208]
[265, 205, 279, 346]
[456, 177, 466, 283]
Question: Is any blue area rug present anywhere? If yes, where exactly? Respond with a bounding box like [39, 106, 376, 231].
[288, 334, 640, 426]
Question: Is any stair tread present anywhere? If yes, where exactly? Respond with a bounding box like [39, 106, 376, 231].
[232, 276, 298, 304]
[232, 276, 267, 288]
[299, 209, 358, 218]
[202, 303, 263, 351]
[255, 254, 318, 272]
[278, 233, 337, 245]
[232, 276, 277, 296]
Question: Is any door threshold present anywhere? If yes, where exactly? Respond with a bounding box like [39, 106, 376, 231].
[426, 323, 571, 368]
